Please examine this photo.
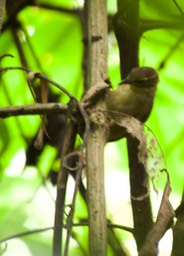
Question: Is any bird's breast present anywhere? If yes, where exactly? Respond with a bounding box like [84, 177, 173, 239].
[106, 85, 156, 141]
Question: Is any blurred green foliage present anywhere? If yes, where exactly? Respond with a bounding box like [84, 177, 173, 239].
[0, 0, 184, 255]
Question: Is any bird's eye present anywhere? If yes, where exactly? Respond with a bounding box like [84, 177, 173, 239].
[135, 79, 147, 84]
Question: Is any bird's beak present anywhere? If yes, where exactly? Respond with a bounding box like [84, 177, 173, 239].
[119, 78, 129, 85]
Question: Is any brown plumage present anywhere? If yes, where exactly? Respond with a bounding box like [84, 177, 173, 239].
[106, 67, 159, 141]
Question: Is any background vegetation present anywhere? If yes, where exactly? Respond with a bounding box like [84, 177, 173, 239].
[0, 0, 184, 255]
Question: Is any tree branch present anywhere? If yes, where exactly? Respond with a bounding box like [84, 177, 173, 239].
[141, 18, 184, 32]
[127, 135, 153, 250]
[52, 122, 77, 256]
[0, 103, 68, 118]
[113, 0, 153, 251]
[113, 0, 140, 78]
[33, 3, 81, 15]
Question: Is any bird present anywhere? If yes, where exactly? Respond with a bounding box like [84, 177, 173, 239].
[106, 67, 159, 141]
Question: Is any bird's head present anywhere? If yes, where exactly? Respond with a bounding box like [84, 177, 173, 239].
[120, 67, 159, 88]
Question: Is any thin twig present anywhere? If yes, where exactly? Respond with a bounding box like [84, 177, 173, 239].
[173, 0, 184, 16]
[158, 32, 184, 70]
[52, 122, 77, 256]
[0, 227, 53, 244]
[0, 66, 75, 99]
[33, 3, 81, 15]
[11, 27, 28, 67]
[0, 243, 7, 256]
[0, 221, 134, 245]
[21, 24, 45, 71]
[64, 157, 85, 256]
[0, 54, 14, 62]
[37, 73, 75, 99]
[107, 223, 133, 233]
[141, 18, 184, 32]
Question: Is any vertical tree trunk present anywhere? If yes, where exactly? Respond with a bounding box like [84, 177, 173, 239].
[85, 0, 108, 255]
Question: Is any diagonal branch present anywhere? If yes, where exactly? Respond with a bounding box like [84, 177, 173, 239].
[52, 122, 77, 256]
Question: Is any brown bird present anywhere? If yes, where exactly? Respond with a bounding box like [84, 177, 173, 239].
[106, 67, 159, 141]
